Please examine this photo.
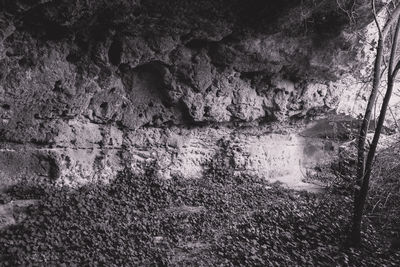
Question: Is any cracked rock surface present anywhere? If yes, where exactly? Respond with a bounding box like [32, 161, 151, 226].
[0, 0, 392, 188]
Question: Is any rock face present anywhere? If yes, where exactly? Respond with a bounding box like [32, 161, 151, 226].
[0, 0, 392, 188]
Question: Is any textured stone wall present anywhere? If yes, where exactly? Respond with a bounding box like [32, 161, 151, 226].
[0, 0, 391, 189]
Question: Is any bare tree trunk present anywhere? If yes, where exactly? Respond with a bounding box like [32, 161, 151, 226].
[352, 0, 386, 245]
[356, 37, 383, 188]
[352, 73, 398, 244]
[357, 1, 400, 186]
[351, 4, 400, 244]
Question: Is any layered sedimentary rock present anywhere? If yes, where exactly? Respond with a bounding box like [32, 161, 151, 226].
[0, 0, 394, 189]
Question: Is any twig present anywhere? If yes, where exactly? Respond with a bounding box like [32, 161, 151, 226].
[371, 199, 381, 213]
[383, 192, 391, 207]
[372, 0, 383, 37]
[377, 89, 400, 132]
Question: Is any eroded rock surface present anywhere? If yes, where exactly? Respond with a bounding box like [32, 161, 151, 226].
[0, 0, 395, 189]
[0, 200, 38, 229]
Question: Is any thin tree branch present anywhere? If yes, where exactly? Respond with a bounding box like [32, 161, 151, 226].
[393, 58, 400, 77]
[389, 13, 400, 75]
[373, 0, 383, 37]
[377, 89, 400, 133]
[383, 2, 400, 37]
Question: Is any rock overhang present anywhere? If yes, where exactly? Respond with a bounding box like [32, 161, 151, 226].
[0, 0, 394, 189]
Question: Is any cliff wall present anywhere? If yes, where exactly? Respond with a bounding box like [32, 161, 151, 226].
[0, 0, 388, 188]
